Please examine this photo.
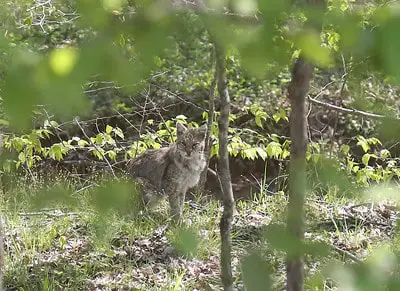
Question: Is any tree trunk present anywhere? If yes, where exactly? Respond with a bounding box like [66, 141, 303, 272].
[286, 1, 324, 290]
[0, 217, 4, 290]
[216, 42, 235, 291]
[286, 57, 314, 291]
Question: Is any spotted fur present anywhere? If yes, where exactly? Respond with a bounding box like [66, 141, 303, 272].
[128, 123, 207, 220]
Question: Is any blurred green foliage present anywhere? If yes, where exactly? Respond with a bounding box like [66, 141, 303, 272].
[0, 0, 400, 290]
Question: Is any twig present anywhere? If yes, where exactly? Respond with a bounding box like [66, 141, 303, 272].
[56, 103, 177, 129]
[150, 84, 207, 111]
[75, 184, 97, 193]
[308, 96, 399, 120]
[146, 97, 174, 142]
[174, 0, 260, 25]
[19, 210, 80, 218]
[339, 54, 348, 97]
[134, 87, 151, 158]
[83, 71, 167, 94]
[27, 0, 51, 11]
[197, 61, 217, 191]
[113, 109, 140, 133]
[266, 174, 289, 193]
[205, 72, 217, 150]
[348, 202, 373, 211]
[331, 244, 361, 263]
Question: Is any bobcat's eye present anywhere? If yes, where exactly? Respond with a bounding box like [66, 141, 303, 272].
[192, 142, 200, 148]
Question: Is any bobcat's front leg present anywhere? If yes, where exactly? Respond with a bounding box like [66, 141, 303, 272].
[168, 187, 185, 222]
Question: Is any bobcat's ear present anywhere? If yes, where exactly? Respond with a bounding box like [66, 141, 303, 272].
[176, 122, 187, 136]
[198, 124, 207, 139]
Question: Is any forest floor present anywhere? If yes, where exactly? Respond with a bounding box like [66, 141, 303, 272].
[1, 176, 398, 290]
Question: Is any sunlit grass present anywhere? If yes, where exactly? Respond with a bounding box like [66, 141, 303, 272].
[1, 173, 398, 289]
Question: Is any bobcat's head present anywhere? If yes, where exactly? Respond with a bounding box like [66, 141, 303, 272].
[176, 122, 207, 158]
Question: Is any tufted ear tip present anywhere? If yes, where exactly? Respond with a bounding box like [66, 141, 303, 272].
[176, 122, 187, 135]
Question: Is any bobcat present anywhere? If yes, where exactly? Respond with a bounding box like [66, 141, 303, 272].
[128, 122, 207, 221]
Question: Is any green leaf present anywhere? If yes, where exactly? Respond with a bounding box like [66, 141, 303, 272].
[313, 158, 353, 193]
[171, 227, 199, 257]
[91, 149, 104, 160]
[263, 223, 302, 256]
[312, 153, 321, 164]
[11, 138, 25, 152]
[95, 134, 104, 145]
[380, 149, 390, 159]
[376, 14, 400, 81]
[30, 184, 77, 210]
[255, 115, 263, 128]
[342, 144, 350, 154]
[91, 180, 133, 214]
[272, 109, 288, 123]
[357, 136, 370, 153]
[107, 150, 117, 160]
[151, 142, 161, 150]
[18, 152, 26, 163]
[294, 30, 333, 67]
[3, 50, 42, 130]
[78, 140, 89, 147]
[241, 252, 272, 291]
[242, 148, 257, 160]
[362, 153, 371, 166]
[48, 144, 67, 161]
[175, 115, 187, 124]
[49, 47, 78, 76]
[266, 141, 282, 159]
[2, 160, 12, 173]
[256, 147, 268, 160]
[304, 241, 330, 257]
[282, 149, 290, 159]
[113, 127, 125, 139]
[3, 47, 90, 130]
[106, 125, 113, 134]
[0, 119, 10, 126]
[50, 120, 59, 127]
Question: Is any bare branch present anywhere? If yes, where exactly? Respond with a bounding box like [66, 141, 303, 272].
[149, 84, 207, 111]
[331, 244, 361, 263]
[308, 96, 399, 120]
[172, 0, 261, 25]
[83, 71, 168, 94]
[17, 0, 79, 33]
[27, 0, 51, 12]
